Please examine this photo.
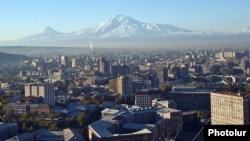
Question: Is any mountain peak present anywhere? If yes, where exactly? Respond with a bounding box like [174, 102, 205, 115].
[109, 15, 141, 24]
[39, 26, 61, 35]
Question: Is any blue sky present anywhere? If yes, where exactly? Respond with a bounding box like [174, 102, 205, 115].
[0, 0, 249, 41]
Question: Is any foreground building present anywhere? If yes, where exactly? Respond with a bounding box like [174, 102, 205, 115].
[210, 92, 250, 125]
[5, 128, 84, 141]
[88, 105, 183, 141]
[0, 122, 18, 141]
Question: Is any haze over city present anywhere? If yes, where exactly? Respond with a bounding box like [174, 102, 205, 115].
[1, 1, 250, 141]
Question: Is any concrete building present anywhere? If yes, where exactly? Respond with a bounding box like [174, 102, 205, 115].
[98, 57, 109, 74]
[71, 58, 77, 68]
[3, 103, 50, 116]
[88, 105, 183, 141]
[0, 122, 18, 141]
[110, 64, 130, 77]
[135, 88, 161, 108]
[5, 132, 34, 141]
[5, 128, 84, 141]
[117, 75, 132, 95]
[25, 83, 55, 106]
[166, 85, 213, 111]
[29, 104, 50, 115]
[3, 102, 29, 115]
[210, 92, 250, 125]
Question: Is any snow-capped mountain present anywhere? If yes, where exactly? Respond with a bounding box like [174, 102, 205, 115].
[1, 15, 250, 47]
[68, 15, 193, 39]
[22, 26, 64, 40]
[234, 28, 250, 34]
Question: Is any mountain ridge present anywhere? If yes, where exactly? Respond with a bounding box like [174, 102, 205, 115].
[1, 15, 250, 47]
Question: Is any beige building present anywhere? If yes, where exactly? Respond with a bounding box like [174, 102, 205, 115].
[210, 92, 250, 125]
[117, 75, 132, 95]
[25, 83, 55, 106]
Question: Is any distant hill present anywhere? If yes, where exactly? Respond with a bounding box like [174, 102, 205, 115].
[0, 51, 29, 65]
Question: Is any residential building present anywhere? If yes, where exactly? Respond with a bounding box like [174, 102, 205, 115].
[0, 122, 18, 141]
[135, 88, 161, 108]
[98, 57, 109, 74]
[165, 85, 213, 111]
[210, 92, 250, 125]
[25, 83, 55, 106]
[117, 75, 132, 95]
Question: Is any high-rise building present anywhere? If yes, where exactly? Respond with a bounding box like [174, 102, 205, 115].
[155, 68, 168, 83]
[61, 55, 70, 66]
[25, 83, 55, 106]
[117, 75, 132, 95]
[98, 57, 109, 73]
[210, 92, 250, 125]
[72, 58, 77, 68]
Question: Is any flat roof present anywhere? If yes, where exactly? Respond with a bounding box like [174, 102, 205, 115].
[89, 119, 114, 138]
[122, 123, 155, 131]
[0, 122, 17, 129]
[5, 133, 33, 141]
[101, 108, 119, 115]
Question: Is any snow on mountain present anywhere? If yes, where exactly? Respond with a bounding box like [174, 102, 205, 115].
[234, 28, 250, 34]
[38, 26, 62, 35]
[88, 15, 192, 38]
[22, 26, 64, 40]
[1, 15, 250, 47]
[65, 15, 193, 39]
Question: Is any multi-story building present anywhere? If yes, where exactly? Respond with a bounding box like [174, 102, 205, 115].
[25, 83, 55, 106]
[61, 55, 70, 66]
[2, 102, 29, 115]
[5, 128, 84, 141]
[88, 105, 182, 141]
[131, 73, 150, 93]
[98, 57, 109, 74]
[3, 103, 50, 115]
[29, 104, 50, 115]
[165, 85, 213, 111]
[71, 58, 77, 68]
[210, 92, 250, 125]
[110, 64, 130, 77]
[108, 79, 117, 92]
[155, 67, 168, 83]
[117, 75, 132, 95]
[135, 88, 161, 108]
[0, 122, 18, 141]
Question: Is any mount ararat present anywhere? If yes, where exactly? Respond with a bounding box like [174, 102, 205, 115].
[1, 15, 250, 48]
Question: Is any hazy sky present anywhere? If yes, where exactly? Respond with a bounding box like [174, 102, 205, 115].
[0, 0, 249, 41]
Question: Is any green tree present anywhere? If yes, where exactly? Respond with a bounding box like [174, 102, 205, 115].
[77, 113, 87, 127]
[160, 84, 172, 93]
[54, 80, 64, 86]
[69, 82, 76, 88]
[245, 85, 250, 93]
[0, 97, 7, 104]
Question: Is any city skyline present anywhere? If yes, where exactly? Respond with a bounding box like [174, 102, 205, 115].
[0, 0, 250, 41]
